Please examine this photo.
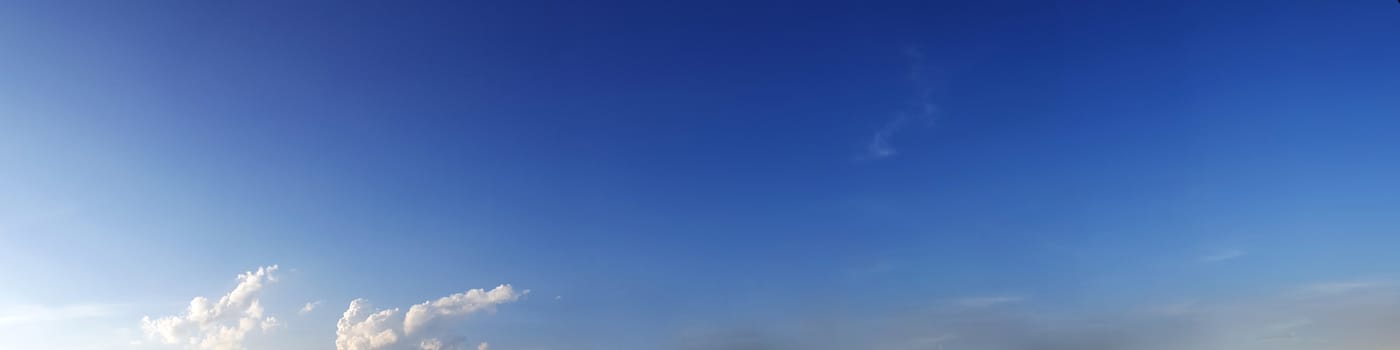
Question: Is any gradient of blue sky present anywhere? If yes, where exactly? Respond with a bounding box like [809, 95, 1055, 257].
[3, 1, 1400, 349]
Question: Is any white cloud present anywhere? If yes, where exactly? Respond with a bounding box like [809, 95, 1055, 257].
[417, 338, 446, 350]
[476, 342, 489, 350]
[1200, 249, 1246, 263]
[301, 301, 324, 315]
[403, 285, 525, 335]
[261, 316, 280, 332]
[140, 265, 281, 350]
[336, 284, 525, 350]
[336, 299, 401, 350]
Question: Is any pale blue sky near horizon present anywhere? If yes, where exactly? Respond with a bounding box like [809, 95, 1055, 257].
[3, 1, 1400, 349]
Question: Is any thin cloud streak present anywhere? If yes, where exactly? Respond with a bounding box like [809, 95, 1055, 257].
[1300, 280, 1388, 295]
[1199, 249, 1246, 263]
[956, 296, 1027, 308]
[864, 45, 940, 160]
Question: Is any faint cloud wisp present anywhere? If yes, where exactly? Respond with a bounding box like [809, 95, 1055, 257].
[300, 301, 324, 315]
[864, 45, 941, 160]
[666, 279, 1400, 350]
[1199, 249, 1246, 263]
[1300, 280, 1388, 295]
[955, 295, 1026, 308]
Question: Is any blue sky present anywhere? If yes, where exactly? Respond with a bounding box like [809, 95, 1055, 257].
[3, 1, 1400, 349]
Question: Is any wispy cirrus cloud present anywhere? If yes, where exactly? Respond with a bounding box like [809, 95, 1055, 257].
[863, 45, 941, 160]
[1199, 249, 1246, 263]
[955, 295, 1027, 308]
[1299, 280, 1388, 295]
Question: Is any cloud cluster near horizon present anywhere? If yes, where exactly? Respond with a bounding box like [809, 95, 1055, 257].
[336, 285, 526, 350]
[138, 265, 525, 350]
[135, 266, 1400, 350]
[140, 265, 282, 350]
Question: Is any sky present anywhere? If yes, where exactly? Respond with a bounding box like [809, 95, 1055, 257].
[2, 1, 1400, 349]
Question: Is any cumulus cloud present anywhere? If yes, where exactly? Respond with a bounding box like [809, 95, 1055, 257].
[141, 265, 281, 350]
[336, 284, 525, 350]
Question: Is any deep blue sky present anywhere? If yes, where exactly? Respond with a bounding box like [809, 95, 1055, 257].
[3, 1, 1400, 349]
